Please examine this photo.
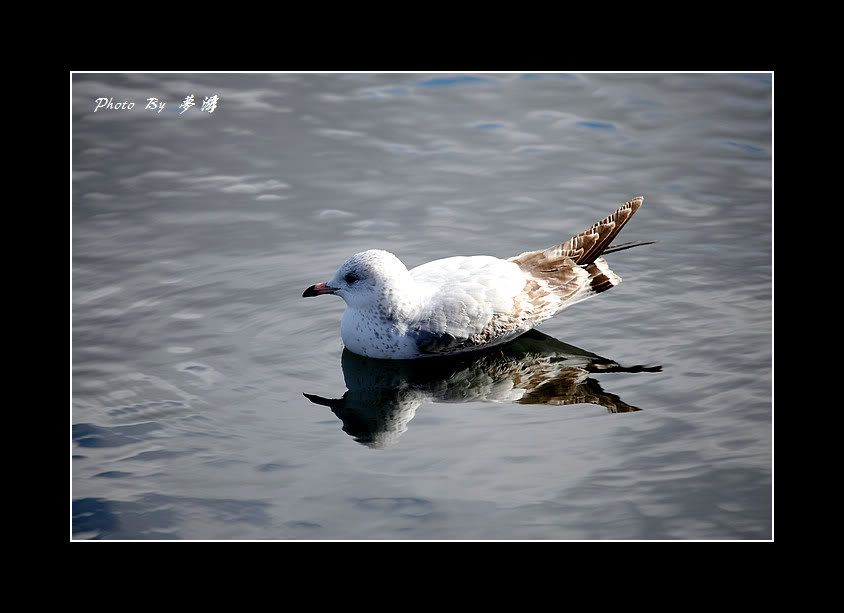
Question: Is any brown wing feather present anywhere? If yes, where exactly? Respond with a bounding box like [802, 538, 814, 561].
[510, 197, 643, 268]
[544, 196, 644, 266]
[508, 197, 644, 319]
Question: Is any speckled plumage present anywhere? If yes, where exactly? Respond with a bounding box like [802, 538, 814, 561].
[305, 197, 647, 359]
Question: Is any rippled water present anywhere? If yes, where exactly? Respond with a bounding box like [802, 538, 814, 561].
[72, 73, 772, 540]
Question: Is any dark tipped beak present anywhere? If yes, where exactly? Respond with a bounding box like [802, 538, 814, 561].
[303, 282, 338, 298]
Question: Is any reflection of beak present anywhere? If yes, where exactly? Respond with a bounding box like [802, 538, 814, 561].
[302, 282, 338, 298]
[303, 392, 345, 409]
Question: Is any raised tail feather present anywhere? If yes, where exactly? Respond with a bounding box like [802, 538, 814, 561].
[602, 240, 656, 255]
[509, 197, 649, 311]
[583, 258, 621, 294]
[539, 196, 644, 265]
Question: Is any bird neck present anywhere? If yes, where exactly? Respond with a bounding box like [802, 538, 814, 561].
[375, 275, 421, 323]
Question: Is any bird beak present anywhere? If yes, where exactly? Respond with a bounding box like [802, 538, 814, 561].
[303, 282, 338, 298]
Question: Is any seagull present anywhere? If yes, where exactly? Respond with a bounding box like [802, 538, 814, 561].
[303, 196, 652, 359]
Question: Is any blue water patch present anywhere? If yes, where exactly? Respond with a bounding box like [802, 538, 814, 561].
[73, 498, 117, 536]
[724, 140, 767, 155]
[418, 75, 492, 88]
[73, 422, 161, 448]
[576, 120, 616, 131]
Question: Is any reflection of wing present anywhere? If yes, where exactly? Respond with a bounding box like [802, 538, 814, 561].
[516, 367, 641, 413]
[304, 330, 660, 448]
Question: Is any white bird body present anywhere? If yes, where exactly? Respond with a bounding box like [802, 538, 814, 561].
[339, 255, 529, 358]
[304, 197, 648, 360]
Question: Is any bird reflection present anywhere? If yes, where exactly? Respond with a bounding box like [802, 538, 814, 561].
[305, 330, 660, 449]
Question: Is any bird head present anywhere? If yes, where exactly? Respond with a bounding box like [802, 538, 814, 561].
[303, 249, 410, 311]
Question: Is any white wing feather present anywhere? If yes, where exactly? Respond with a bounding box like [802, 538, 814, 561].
[409, 256, 526, 340]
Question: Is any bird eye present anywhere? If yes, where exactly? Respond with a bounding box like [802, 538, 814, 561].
[344, 272, 359, 284]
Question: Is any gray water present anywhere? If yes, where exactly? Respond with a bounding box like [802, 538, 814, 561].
[72, 73, 772, 540]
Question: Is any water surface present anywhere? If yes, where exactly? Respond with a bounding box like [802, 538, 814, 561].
[72, 73, 772, 539]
